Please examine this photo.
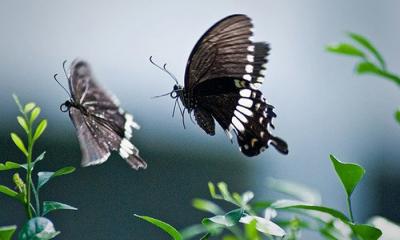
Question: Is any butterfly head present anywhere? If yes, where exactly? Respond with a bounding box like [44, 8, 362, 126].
[60, 100, 73, 112]
[171, 84, 183, 99]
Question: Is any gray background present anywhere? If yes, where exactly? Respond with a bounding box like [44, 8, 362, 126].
[1, 0, 399, 239]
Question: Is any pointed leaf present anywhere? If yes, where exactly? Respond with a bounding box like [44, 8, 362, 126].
[12, 94, 24, 113]
[42, 201, 77, 216]
[244, 220, 261, 240]
[30, 107, 41, 123]
[134, 214, 182, 240]
[203, 209, 244, 227]
[0, 161, 22, 171]
[33, 151, 46, 165]
[0, 185, 25, 203]
[18, 217, 59, 240]
[326, 43, 365, 57]
[37, 172, 54, 189]
[350, 223, 382, 240]
[348, 32, 386, 69]
[33, 120, 47, 141]
[192, 198, 224, 215]
[271, 199, 349, 222]
[17, 116, 29, 133]
[10, 133, 28, 156]
[356, 62, 381, 75]
[23, 102, 36, 113]
[37, 167, 75, 189]
[53, 166, 75, 177]
[0, 225, 17, 240]
[330, 155, 365, 198]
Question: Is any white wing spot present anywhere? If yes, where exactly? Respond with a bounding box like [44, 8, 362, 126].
[234, 110, 248, 123]
[250, 83, 262, 90]
[239, 89, 251, 98]
[247, 55, 254, 63]
[243, 74, 252, 81]
[247, 45, 255, 52]
[245, 64, 254, 73]
[259, 117, 264, 124]
[231, 116, 245, 132]
[239, 98, 253, 108]
[236, 105, 253, 116]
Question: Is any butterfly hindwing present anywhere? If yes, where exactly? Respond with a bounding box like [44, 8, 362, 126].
[67, 59, 146, 169]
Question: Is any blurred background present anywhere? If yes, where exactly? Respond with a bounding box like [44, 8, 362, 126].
[1, 0, 399, 239]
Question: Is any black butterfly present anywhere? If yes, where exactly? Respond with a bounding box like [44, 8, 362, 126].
[56, 59, 147, 169]
[153, 14, 288, 156]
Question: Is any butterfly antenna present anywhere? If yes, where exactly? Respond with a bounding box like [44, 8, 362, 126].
[149, 56, 179, 85]
[162, 63, 179, 85]
[53, 74, 72, 98]
[62, 60, 70, 80]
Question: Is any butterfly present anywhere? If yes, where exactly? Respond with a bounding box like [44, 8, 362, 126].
[55, 59, 147, 169]
[152, 14, 288, 156]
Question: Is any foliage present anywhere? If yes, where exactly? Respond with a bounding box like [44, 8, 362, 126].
[134, 154, 396, 240]
[0, 95, 77, 239]
[326, 32, 400, 125]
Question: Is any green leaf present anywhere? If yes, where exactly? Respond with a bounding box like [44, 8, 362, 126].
[53, 166, 75, 177]
[30, 107, 41, 123]
[17, 116, 29, 133]
[23, 102, 36, 113]
[326, 43, 365, 57]
[348, 32, 386, 69]
[33, 119, 47, 141]
[12, 94, 24, 113]
[18, 217, 59, 240]
[10, 133, 28, 156]
[33, 151, 46, 165]
[0, 161, 21, 171]
[134, 214, 182, 240]
[37, 167, 75, 189]
[271, 199, 349, 222]
[208, 182, 217, 198]
[180, 224, 209, 240]
[268, 177, 321, 204]
[356, 62, 381, 75]
[192, 198, 224, 215]
[396, 109, 400, 125]
[0, 185, 25, 203]
[42, 201, 77, 216]
[203, 209, 244, 227]
[350, 223, 382, 240]
[0, 225, 17, 240]
[244, 220, 261, 240]
[330, 155, 365, 198]
[222, 235, 238, 240]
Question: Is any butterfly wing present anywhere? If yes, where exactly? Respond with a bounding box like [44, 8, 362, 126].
[68, 59, 146, 169]
[184, 15, 288, 156]
[185, 14, 265, 89]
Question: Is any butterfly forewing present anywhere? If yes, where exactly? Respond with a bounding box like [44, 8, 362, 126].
[67, 59, 147, 169]
[184, 14, 288, 156]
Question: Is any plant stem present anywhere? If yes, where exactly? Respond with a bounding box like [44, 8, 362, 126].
[346, 196, 354, 223]
[26, 117, 34, 219]
[31, 180, 40, 216]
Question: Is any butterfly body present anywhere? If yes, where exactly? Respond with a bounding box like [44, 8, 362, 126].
[167, 14, 288, 156]
[60, 59, 147, 170]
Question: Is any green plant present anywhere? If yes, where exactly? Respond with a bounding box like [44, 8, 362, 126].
[134, 154, 400, 240]
[0, 95, 77, 240]
[326, 32, 400, 125]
